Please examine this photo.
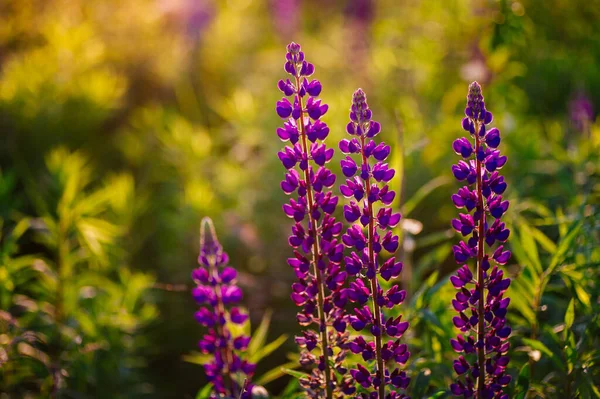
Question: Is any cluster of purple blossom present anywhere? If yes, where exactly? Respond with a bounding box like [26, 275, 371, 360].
[192, 218, 255, 398]
[191, 43, 512, 399]
[276, 43, 411, 398]
[449, 82, 512, 399]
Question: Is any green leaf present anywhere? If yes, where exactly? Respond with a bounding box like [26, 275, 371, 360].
[564, 298, 575, 330]
[430, 390, 448, 398]
[248, 310, 272, 356]
[253, 361, 299, 386]
[196, 384, 213, 399]
[182, 352, 212, 365]
[280, 378, 300, 395]
[249, 334, 288, 363]
[516, 363, 530, 395]
[529, 224, 557, 254]
[280, 368, 307, 380]
[574, 284, 592, 310]
[547, 221, 582, 276]
[518, 221, 543, 275]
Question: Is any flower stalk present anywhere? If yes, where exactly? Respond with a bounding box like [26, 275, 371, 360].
[340, 89, 410, 398]
[192, 217, 255, 398]
[450, 82, 512, 398]
[276, 42, 351, 397]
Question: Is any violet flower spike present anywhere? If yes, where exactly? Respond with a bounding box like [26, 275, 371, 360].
[276, 42, 352, 398]
[192, 217, 255, 398]
[450, 82, 512, 399]
[340, 89, 410, 398]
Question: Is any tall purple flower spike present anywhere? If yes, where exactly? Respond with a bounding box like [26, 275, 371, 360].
[276, 42, 352, 398]
[450, 82, 512, 399]
[340, 89, 410, 399]
[192, 217, 255, 398]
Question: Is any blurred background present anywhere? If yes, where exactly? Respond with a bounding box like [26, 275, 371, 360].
[0, 0, 599, 397]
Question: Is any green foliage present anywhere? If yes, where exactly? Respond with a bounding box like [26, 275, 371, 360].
[0, 150, 157, 397]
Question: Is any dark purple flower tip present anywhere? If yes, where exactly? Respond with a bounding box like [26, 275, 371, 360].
[306, 119, 329, 142]
[450, 382, 465, 395]
[380, 258, 403, 281]
[305, 97, 328, 120]
[233, 335, 251, 351]
[478, 123, 486, 137]
[200, 217, 223, 257]
[493, 246, 511, 264]
[346, 122, 357, 136]
[198, 334, 216, 353]
[462, 117, 475, 134]
[339, 138, 360, 154]
[280, 169, 300, 195]
[341, 156, 358, 177]
[278, 79, 296, 96]
[450, 275, 465, 289]
[488, 196, 509, 219]
[350, 364, 372, 388]
[372, 142, 391, 161]
[343, 202, 361, 223]
[195, 307, 216, 327]
[300, 61, 315, 76]
[486, 127, 501, 148]
[221, 285, 243, 305]
[381, 230, 399, 253]
[366, 121, 381, 137]
[287, 42, 301, 55]
[468, 80, 483, 101]
[220, 266, 237, 283]
[497, 326, 511, 338]
[453, 356, 470, 375]
[352, 88, 368, 109]
[276, 98, 293, 118]
[303, 78, 322, 97]
[453, 137, 473, 158]
[484, 111, 493, 124]
[230, 307, 249, 324]
[372, 162, 395, 182]
[277, 119, 300, 144]
[192, 267, 209, 283]
[310, 142, 333, 166]
[452, 213, 475, 236]
[384, 286, 406, 307]
[192, 286, 214, 304]
[452, 160, 472, 181]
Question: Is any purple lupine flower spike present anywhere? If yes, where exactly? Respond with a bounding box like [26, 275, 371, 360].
[340, 89, 410, 398]
[192, 217, 255, 398]
[450, 82, 512, 399]
[276, 42, 352, 398]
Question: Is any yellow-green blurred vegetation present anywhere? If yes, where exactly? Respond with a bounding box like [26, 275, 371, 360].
[0, 0, 599, 397]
